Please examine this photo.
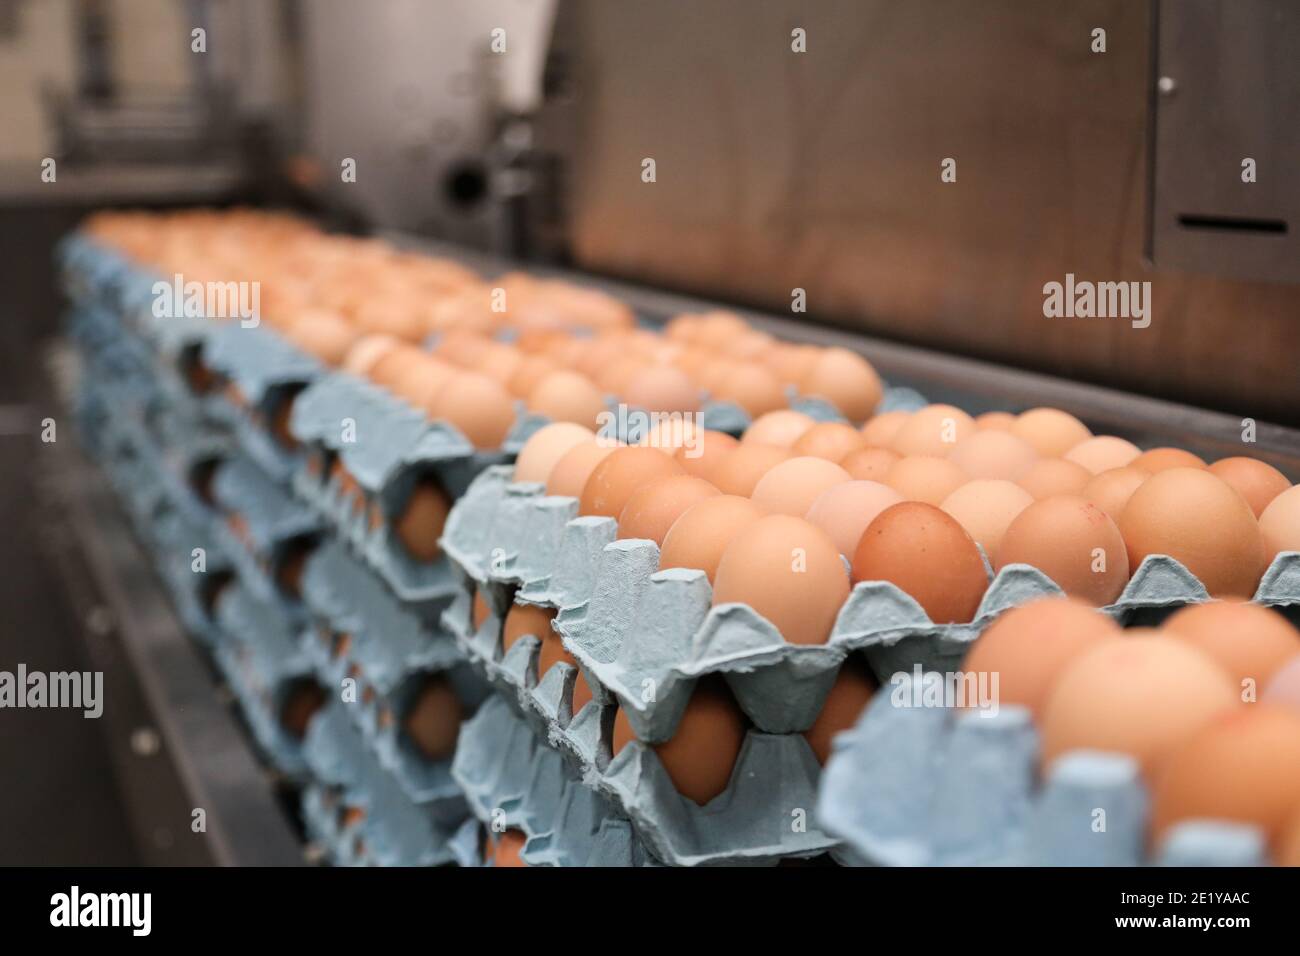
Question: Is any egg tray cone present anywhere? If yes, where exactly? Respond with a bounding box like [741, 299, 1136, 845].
[814, 671, 1274, 866]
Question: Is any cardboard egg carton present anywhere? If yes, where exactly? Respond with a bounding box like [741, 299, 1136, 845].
[815, 671, 1276, 866]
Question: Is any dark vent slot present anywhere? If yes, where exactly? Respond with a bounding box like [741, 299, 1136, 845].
[1177, 215, 1288, 235]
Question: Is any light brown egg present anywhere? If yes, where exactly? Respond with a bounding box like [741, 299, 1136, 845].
[544, 441, 618, 498]
[947, 430, 1039, 481]
[694, 311, 750, 347]
[995, 495, 1129, 606]
[1119, 468, 1265, 597]
[392, 355, 457, 412]
[1162, 600, 1300, 692]
[974, 411, 1016, 431]
[1010, 407, 1092, 457]
[432, 372, 517, 449]
[742, 410, 816, 448]
[394, 478, 451, 562]
[860, 410, 911, 448]
[890, 404, 976, 457]
[885, 455, 968, 505]
[1151, 707, 1300, 852]
[659, 495, 764, 583]
[513, 422, 596, 484]
[961, 597, 1119, 719]
[617, 475, 721, 546]
[1039, 634, 1239, 777]
[673, 429, 739, 480]
[402, 675, 462, 760]
[1133, 446, 1207, 473]
[471, 342, 524, 388]
[1209, 457, 1292, 518]
[491, 829, 528, 867]
[765, 343, 822, 387]
[1080, 466, 1149, 522]
[1260, 485, 1300, 565]
[637, 416, 702, 456]
[710, 444, 793, 496]
[939, 479, 1034, 555]
[840, 446, 901, 482]
[367, 342, 429, 389]
[804, 658, 877, 764]
[535, 625, 594, 712]
[751, 456, 852, 516]
[1064, 435, 1141, 474]
[578, 446, 685, 517]
[595, 355, 649, 395]
[797, 348, 884, 422]
[623, 364, 701, 414]
[612, 676, 747, 805]
[471, 589, 492, 631]
[527, 370, 606, 430]
[1264, 658, 1300, 716]
[501, 602, 556, 654]
[1280, 806, 1300, 866]
[805, 480, 904, 558]
[792, 421, 867, 463]
[851, 502, 988, 624]
[713, 364, 787, 417]
[1017, 458, 1092, 499]
[507, 354, 559, 398]
[286, 310, 362, 366]
[713, 515, 849, 644]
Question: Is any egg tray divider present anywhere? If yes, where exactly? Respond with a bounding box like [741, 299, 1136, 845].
[299, 539, 488, 807]
[452, 694, 664, 866]
[815, 672, 1275, 867]
[146, 509, 233, 648]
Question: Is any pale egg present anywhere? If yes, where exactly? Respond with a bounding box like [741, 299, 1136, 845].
[750, 456, 852, 516]
[939, 479, 1034, 555]
[805, 480, 905, 557]
[1208, 457, 1291, 517]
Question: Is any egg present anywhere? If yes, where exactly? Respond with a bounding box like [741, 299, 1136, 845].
[544, 441, 618, 498]
[751, 456, 852, 516]
[431, 372, 517, 449]
[1208, 457, 1291, 517]
[611, 676, 747, 805]
[1039, 634, 1239, 776]
[1132, 446, 1207, 472]
[490, 829, 528, 867]
[765, 343, 822, 386]
[1064, 435, 1141, 474]
[804, 658, 877, 764]
[797, 347, 884, 421]
[1119, 468, 1265, 597]
[713, 515, 849, 644]
[623, 364, 702, 414]
[1162, 600, 1300, 692]
[947, 430, 1039, 481]
[673, 429, 739, 479]
[1010, 407, 1092, 457]
[995, 495, 1129, 606]
[394, 478, 451, 562]
[884, 455, 968, 505]
[578, 446, 685, 517]
[279, 680, 327, 739]
[1016, 458, 1092, 499]
[1150, 707, 1300, 853]
[742, 410, 816, 448]
[1080, 466, 1149, 521]
[1264, 658, 1300, 716]
[1275, 805, 1300, 866]
[713, 364, 786, 417]
[709, 444, 793, 496]
[659, 495, 765, 583]
[472, 589, 492, 631]
[508, 354, 559, 398]
[274, 540, 314, 599]
[536, 625, 594, 713]
[851, 502, 988, 623]
[637, 416, 702, 455]
[840, 446, 900, 482]
[527, 370, 607, 430]
[1259, 484, 1300, 564]
[501, 602, 556, 654]
[939, 479, 1034, 555]
[860, 410, 911, 448]
[960, 597, 1119, 718]
[791, 421, 867, 463]
[285, 310, 362, 365]
[617, 475, 720, 546]
[974, 411, 1016, 431]
[471, 342, 524, 387]
[513, 422, 595, 484]
[401, 675, 462, 760]
[805, 480, 905, 557]
[890, 404, 976, 457]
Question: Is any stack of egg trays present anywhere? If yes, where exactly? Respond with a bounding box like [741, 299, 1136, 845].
[298, 538, 486, 812]
[814, 671, 1277, 867]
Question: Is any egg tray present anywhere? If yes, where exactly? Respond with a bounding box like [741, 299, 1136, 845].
[452, 694, 664, 867]
[814, 671, 1276, 867]
[143, 509, 234, 648]
[298, 538, 490, 806]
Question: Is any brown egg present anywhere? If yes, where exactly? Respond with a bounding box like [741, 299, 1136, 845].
[535, 625, 594, 712]
[391, 355, 457, 412]
[578, 446, 685, 517]
[741, 410, 816, 448]
[471, 342, 524, 388]
[947, 430, 1039, 481]
[995, 495, 1129, 606]
[1209, 456, 1291, 518]
[798, 347, 884, 422]
[527, 370, 606, 430]
[637, 417, 702, 456]
[791, 421, 867, 463]
[751, 456, 852, 516]
[1010, 407, 1092, 457]
[1039, 634, 1239, 777]
[394, 478, 451, 562]
[840, 446, 901, 482]
[1280, 806, 1300, 866]
[659, 495, 765, 583]
[1119, 468, 1265, 597]
[805, 480, 905, 557]
[890, 404, 976, 458]
[1017, 458, 1092, 499]
[491, 829, 528, 867]
[713, 364, 786, 417]
[513, 422, 595, 484]
[960, 597, 1119, 719]
[765, 343, 822, 387]
[274, 540, 314, 599]
[673, 429, 739, 480]
[1162, 600, 1300, 692]
[544, 441, 618, 498]
[974, 410, 1016, 431]
[1080, 466, 1149, 522]
[1064, 435, 1141, 474]
[617, 475, 720, 546]
[280, 680, 327, 740]
[501, 602, 557, 655]
[851, 502, 988, 623]
[508, 354, 559, 398]
[939, 479, 1034, 555]
[611, 676, 747, 805]
[860, 410, 911, 448]
[710, 444, 793, 496]
[804, 658, 877, 764]
[286, 310, 362, 366]
[623, 364, 702, 414]
[595, 355, 649, 395]
[1264, 658, 1300, 717]
[269, 393, 299, 449]
[432, 372, 517, 449]
[885, 455, 968, 505]
[1260, 485, 1300, 565]
[1133, 446, 1207, 473]
[472, 589, 492, 631]
[402, 675, 463, 760]
[1151, 707, 1300, 852]
[713, 515, 849, 644]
